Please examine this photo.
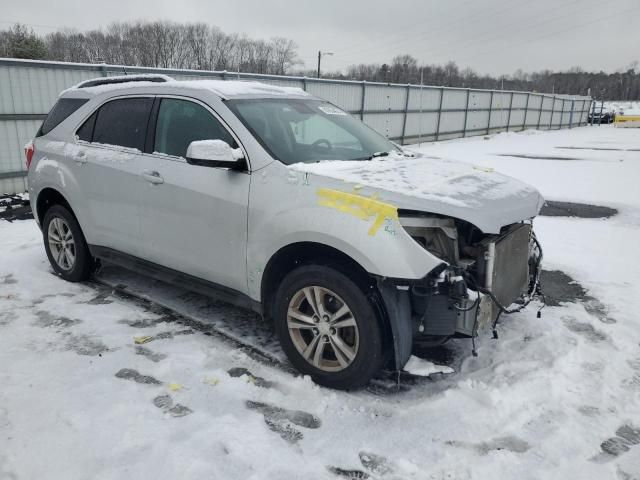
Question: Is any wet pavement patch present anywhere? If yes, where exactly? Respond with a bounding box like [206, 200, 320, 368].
[541, 270, 615, 323]
[497, 153, 580, 161]
[115, 368, 161, 385]
[540, 201, 617, 219]
[556, 146, 625, 152]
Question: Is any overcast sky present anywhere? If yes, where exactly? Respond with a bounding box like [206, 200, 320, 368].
[2, 0, 639, 75]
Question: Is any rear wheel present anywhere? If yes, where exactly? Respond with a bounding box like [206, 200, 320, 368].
[273, 265, 384, 390]
[43, 205, 93, 282]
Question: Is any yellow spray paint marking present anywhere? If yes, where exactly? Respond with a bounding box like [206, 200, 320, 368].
[134, 336, 153, 345]
[168, 383, 183, 392]
[317, 188, 398, 236]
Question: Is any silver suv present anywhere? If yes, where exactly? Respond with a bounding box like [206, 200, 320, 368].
[27, 74, 544, 389]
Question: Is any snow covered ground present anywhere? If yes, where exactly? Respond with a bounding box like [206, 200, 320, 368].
[1, 125, 640, 479]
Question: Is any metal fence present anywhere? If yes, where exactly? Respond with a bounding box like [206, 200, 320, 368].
[0, 58, 592, 194]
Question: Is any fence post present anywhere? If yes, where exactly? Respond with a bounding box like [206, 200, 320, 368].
[302, 76, 307, 92]
[435, 87, 444, 141]
[537, 95, 544, 129]
[549, 96, 555, 130]
[522, 92, 530, 131]
[505, 91, 514, 132]
[560, 99, 566, 129]
[569, 99, 575, 128]
[487, 91, 494, 135]
[360, 81, 366, 121]
[462, 88, 470, 137]
[400, 84, 411, 145]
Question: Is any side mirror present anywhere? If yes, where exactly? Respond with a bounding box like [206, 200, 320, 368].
[186, 140, 246, 170]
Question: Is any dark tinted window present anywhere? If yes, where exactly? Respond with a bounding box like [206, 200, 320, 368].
[154, 98, 235, 158]
[76, 112, 97, 142]
[93, 98, 153, 150]
[38, 98, 89, 136]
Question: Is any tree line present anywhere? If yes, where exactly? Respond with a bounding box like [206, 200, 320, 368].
[0, 22, 299, 75]
[337, 54, 640, 100]
[1, 23, 638, 99]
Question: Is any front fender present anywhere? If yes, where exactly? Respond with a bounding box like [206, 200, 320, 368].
[247, 163, 442, 300]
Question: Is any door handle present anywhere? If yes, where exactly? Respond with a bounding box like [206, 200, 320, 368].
[141, 170, 164, 184]
[74, 149, 88, 164]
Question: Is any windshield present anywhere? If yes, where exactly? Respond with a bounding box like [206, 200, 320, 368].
[226, 98, 399, 164]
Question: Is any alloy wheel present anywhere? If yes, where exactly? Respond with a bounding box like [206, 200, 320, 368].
[47, 217, 76, 271]
[287, 286, 360, 372]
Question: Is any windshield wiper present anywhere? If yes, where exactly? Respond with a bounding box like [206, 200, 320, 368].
[354, 151, 390, 161]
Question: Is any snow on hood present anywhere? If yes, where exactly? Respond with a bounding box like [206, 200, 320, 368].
[290, 152, 544, 233]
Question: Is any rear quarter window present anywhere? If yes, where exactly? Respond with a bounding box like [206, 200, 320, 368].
[37, 98, 89, 137]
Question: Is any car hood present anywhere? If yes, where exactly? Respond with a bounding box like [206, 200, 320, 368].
[289, 153, 544, 234]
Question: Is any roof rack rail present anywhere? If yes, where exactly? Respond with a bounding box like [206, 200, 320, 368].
[76, 74, 172, 89]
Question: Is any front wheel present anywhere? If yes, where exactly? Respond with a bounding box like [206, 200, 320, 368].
[42, 205, 93, 282]
[273, 265, 384, 390]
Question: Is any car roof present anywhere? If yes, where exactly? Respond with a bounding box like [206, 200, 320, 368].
[60, 75, 313, 101]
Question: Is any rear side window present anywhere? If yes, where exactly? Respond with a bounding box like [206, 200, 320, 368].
[154, 98, 236, 158]
[37, 98, 89, 137]
[93, 98, 153, 150]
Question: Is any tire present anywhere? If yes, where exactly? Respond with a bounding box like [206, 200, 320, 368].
[273, 264, 385, 390]
[42, 204, 93, 282]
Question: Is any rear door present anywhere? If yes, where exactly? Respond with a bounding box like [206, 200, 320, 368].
[137, 97, 250, 294]
[74, 96, 153, 256]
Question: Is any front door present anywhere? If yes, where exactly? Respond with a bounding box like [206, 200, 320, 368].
[137, 97, 250, 294]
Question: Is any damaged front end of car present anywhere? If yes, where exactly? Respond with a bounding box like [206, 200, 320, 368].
[377, 211, 543, 369]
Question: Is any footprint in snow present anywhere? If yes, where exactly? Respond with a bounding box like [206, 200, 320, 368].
[119, 316, 172, 328]
[64, 333, 111, 356]
[115, 368, 161, 385]
[79, 291, 113, 305]
[562, 317, 608, 343]
[447, 435, 530, 455]
[135, 345, 167, 363]
[326, 466, 370, 479]
[596, 425, 640, 459]
[33, 310, 81, 329]
[153, 394, 193, 417]
[227, 367, 273, 388]
[246, 400, 321, 444]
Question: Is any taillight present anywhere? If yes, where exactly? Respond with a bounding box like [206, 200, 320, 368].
[25, 141, 34, 169]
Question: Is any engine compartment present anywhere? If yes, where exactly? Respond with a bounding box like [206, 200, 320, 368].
[398, 211, 542, 342]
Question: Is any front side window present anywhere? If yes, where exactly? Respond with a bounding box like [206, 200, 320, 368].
[92, 97, 153, 150]
[227, 98, 398, 165]
[154, 98, 235, 158]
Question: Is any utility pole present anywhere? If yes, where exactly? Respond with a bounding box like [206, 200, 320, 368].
[317, 51, 334, 78]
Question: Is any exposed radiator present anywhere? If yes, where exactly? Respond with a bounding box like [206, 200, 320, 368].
[483, 224, 531, 308]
